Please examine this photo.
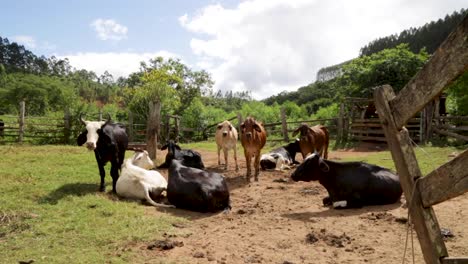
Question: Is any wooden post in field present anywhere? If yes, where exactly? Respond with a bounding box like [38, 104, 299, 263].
[18, 100, 25, 143]
[64, 109, 70, 144]
[146, 101, 161, 161]
[237, 113, 243, 136]
[175, 116, 180, 142]
[98, 109, 103, 121]
[280, 107, 289, 142]
[127, 111, 134, 142]
[337, 103, 344, 144]
[165, 114, 170, 141]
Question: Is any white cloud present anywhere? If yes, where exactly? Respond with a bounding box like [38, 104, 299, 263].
[59, 51, 179, 78]
[91, 19, 128, 41]
[11, 35, 37, 48]
[180, 0, 467, 99]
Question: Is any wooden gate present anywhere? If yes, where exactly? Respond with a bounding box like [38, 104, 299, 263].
[374, 15, 467, 264]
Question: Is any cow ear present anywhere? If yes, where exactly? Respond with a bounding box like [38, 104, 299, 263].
[77, 130, 87, 146]
[292, 127, 300, 137]
[175, 145, 181, 151]
[318, 159, 330, 172]
[254, 123, 262, 132]
[161, 144, 168, 150]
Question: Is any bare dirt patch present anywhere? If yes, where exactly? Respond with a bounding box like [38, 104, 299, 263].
[132, 146, 468, 264]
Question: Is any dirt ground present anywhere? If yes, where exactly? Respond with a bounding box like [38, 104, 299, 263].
[130, 144, 468, 264]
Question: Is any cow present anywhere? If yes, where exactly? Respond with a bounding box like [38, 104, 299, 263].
[77, 114, 128, 193]
[167, 159, 231, 213]
[292, 123, 329, 159]
[116, 150, 173, 208]
[260, 139, 301, 170]
[240, 117, 267, 181]
[291, 152, 402, 209]
[215, 120, 239, 171]
[158, 140, 205, 169]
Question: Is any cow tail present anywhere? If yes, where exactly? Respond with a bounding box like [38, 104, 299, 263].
[322, 126, 329, 159]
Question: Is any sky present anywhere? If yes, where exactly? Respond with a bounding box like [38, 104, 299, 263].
[1, 0, 466, 99]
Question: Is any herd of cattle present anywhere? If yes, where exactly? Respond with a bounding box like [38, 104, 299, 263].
[77, 115, 402, 212]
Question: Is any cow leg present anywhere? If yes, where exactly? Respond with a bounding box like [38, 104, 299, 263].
[217, 145, 222, 166]
[245, 151, 251, 181]
[110, 162, 119, 193]
[94, 151, 106, 192]
[254, 151, 261, 181]
[233, 145, 239, 172]
[223, 148, 229, 170]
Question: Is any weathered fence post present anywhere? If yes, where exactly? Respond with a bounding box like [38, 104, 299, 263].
[18, 100, 25, 143]
[98, 109, 103, 121]
[165, 114, 170, 141]
[337, 103, 344, 144]
[64, 109, 70, 144]
[174, 116, 180, 142]
[237, 113, 243, 135]
[146, 101, 161, 161]
[127, 111, 134, 142]
[280, 107, 289, 142]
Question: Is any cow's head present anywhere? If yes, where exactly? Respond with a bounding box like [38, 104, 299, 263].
[217, 120, 234, 137]
[161, 140, 181, 158]
[291, 152, 329, 182]
[77, 113, 111, 150]
[131, 149, 155, 170]
[292, 123, 311, 140]
[240, 117, 263, 140]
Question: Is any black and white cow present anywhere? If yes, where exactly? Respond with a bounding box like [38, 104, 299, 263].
[167, 159, 231, 213]
[260, 139, 301, 170]
[158, 140, 205, 169]
[291, 152, 402, 209]
[77, 114, 128, 193]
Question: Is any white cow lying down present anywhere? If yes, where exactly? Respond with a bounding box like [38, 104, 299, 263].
[116, 150, 174, 208]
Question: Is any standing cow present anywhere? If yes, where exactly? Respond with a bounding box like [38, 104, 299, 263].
[77, 114, 128, 193]
[240, 117, 266, 181]
[215, 120, 239, 171]
[292, 123, 329, 159]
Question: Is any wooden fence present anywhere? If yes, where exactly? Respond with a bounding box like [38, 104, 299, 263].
[374, 15, 467, 263]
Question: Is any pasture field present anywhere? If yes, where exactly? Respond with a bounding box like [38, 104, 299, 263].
[1, 143, 467, 263]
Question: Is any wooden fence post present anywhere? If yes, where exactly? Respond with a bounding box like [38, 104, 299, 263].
[127, 111, 134, 142]
[237, 113, 243, 135]
[165, 114, 170, 141]
[280, 108, 289, 142]
[337, 103, 344, 144]
[64, 109, 70, 144]
[98, 109, 103, 121]
[18, 100, 25, 143]
[175, 116, 180, 142]
[146, 101, 161, 161]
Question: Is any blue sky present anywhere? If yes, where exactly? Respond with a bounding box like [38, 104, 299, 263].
[2, 0, 467, 99]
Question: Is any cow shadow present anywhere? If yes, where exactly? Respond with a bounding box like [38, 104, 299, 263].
[161, 207, 227, 221]
[282, 202, 402, 221]
[38, 183, 100, 205]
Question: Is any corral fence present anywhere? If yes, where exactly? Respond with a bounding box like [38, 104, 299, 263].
[340, 96, 468, 144]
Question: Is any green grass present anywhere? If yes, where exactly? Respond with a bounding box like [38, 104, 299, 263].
[0, 145, 185, 264]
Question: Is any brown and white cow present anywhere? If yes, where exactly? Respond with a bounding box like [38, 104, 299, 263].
[240, 117, 267, 181]
[215, 120, 239, 171]
[292, 123, 329, 159]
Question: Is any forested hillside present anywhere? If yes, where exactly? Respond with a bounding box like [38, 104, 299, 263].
[265, 9, 467, 117]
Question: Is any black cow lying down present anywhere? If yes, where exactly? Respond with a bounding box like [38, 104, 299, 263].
[158, 140, 205, 169]
[291, 152, 402, 209]
[260, 139, 301, 170]
[167, 159, 231, 213]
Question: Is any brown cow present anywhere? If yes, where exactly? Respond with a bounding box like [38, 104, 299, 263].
[215, 120, 239, 171]
[240, 117, 267, 181]
[292, 123, 329, 159]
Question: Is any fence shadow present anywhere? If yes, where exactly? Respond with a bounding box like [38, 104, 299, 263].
[38, 183, 100, 205]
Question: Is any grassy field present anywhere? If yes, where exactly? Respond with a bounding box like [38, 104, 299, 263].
[0, 142, 464, 263]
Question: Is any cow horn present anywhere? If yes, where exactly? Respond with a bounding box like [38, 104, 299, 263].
[104, 113, 111, 125]
[79, 113, 87, 125]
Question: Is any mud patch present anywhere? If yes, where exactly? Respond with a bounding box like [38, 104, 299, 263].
[305, 228, 352, 248]
[147, 239, 184, 251]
